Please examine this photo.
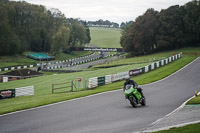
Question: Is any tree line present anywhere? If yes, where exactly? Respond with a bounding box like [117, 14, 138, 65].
[0, 0, 90, 56]
[88, 19, 119, 28]
[120, 0, 200, 56]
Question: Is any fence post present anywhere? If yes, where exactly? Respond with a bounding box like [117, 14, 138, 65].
[85, 79, 87, 89]
[52, 83, 54, 93]
[71, 80, 73, 92]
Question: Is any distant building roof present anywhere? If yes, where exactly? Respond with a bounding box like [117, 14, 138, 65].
[0, 69, 43, 78]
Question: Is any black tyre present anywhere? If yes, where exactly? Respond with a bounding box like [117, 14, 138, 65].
[128, 97, 137, 108]
[141, 98, 146, 106]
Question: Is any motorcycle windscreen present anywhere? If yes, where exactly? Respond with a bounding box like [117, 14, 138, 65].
[125, 84, 132, 90]
[125, 84, 133, 94]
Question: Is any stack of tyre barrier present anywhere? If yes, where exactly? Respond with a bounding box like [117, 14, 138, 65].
[88, 53, 182, 89]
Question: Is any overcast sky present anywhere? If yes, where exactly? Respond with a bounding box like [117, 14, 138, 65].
[15, 0, 191, 24]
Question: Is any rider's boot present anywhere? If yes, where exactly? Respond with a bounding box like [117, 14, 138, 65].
[141, 92, 145, 98]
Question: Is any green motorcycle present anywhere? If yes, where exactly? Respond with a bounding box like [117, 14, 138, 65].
[124, 84, 146, 107]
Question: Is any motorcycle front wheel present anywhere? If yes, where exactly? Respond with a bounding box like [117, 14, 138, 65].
[141, 98, 146, 106]
[128, 97, 137, 108]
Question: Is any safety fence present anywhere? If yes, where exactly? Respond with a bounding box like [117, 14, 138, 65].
[45, 55, 100, 70]
[0, 86, 34, 99]
[0, 52, 122, 73]
[0, 53, 96, 72]
[52, 77, 87, 93]
[88, 53, 182, 89]
[0, 64, 36, 72]
[52, 81, 73, 93]
[44, 53, 121, 70]
[42, 69, 83, 73]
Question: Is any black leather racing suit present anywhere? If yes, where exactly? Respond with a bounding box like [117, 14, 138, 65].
[123, 79, 144, 97]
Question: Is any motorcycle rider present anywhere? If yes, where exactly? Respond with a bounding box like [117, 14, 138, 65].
[123, 76, 145, 98]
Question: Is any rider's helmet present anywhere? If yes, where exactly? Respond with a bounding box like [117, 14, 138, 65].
[125, 76, 130, 82]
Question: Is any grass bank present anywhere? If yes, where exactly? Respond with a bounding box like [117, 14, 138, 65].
[1, 49, 182, 95]
[187, 95, 200, 104]
[153, 123, 200, 133]
[0, 48, 199, 115]
[93, 51, 172, 68]
[90, 27, 122, 48]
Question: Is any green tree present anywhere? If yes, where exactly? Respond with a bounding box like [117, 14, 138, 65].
[0, 2, 20, 55]
[120, 25, 135, 55]
[51, 26, 70, 56]
[85, 27, 91, 43]
[120, 9, 160, 55]
[156, 5, 186, 50]
[0, 0, 92, 56]
[69, 21, 88, 46]
[184, 0, 200, 46]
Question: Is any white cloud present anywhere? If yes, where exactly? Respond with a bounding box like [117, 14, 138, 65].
[15, 0, 191, 24]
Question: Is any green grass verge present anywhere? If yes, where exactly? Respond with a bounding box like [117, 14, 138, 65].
[92, 47, 199, 68]
[90, 27, 122, 48]
[55, 51, 93, 61]
[153, 123, 200, 133]
[0, 61, 152, 95]
[0, 26, 122, 68]
[0, 55, 38, 68]
[2, 48, 195, 95]
[187, 95, 200, 104]
[0, 50, 198, 115]
[96, 55, 197, 90]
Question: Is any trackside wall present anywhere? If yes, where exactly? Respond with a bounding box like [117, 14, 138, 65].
[88, 53, 182, 89]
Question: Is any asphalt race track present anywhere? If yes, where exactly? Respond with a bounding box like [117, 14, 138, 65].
[46, 43, 112, 69]
[46, 52, 106, 68]
[64, 55, 118, 70]
[0, 57, 200, 133]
